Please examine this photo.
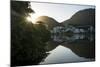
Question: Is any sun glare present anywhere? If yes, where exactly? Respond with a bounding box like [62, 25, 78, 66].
[26, 13, 40, 24]
[26, 16, 32, 22]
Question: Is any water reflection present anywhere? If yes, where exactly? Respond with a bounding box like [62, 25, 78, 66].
[40, 45, 93, 64]
[51, 34, 94, 43]
[40, 34, 95, 64]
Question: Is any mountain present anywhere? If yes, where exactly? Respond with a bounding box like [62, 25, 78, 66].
[62, 8, 95, 26]
[35, 16, 59, 30]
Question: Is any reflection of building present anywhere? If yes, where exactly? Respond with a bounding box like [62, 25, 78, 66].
[51, 34, 94, 43]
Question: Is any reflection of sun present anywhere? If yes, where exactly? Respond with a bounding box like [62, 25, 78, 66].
[26, 13, 40, 24]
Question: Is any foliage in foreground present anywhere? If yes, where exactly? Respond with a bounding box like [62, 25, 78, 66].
[11, 1, 50, 66]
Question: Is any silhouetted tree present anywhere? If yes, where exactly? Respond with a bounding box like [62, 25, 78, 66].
[11, 1, 50, 66]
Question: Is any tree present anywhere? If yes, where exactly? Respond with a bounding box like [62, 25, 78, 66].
[11, 1, 50, 66]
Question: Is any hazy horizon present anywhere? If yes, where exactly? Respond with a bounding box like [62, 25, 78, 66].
[30, 2, 95, 23]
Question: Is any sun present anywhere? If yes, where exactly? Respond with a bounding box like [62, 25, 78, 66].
[26, 16, 32, 22]
[26, 13, 40, 24]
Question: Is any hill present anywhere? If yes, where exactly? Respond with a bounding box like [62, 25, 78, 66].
[62, 8, 95, 26]
[35, 16, 59, 30]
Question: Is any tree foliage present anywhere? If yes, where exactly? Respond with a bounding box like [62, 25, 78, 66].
[11, 1, 50, 66]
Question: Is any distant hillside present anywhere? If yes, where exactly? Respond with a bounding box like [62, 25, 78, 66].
[35, 16, 59, 30]
[62, 8, 95, 26]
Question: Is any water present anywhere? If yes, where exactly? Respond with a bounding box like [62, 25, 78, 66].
[40, 34, 95, 64]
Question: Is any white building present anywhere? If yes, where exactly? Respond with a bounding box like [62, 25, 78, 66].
[51, 26, 65, 34]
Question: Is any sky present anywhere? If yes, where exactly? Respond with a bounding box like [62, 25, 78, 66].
[30, 2, 95, 23]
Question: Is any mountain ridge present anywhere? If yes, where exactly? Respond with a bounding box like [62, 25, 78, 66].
[34, 8, 95, 29]
[61, 8, 95, 26]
